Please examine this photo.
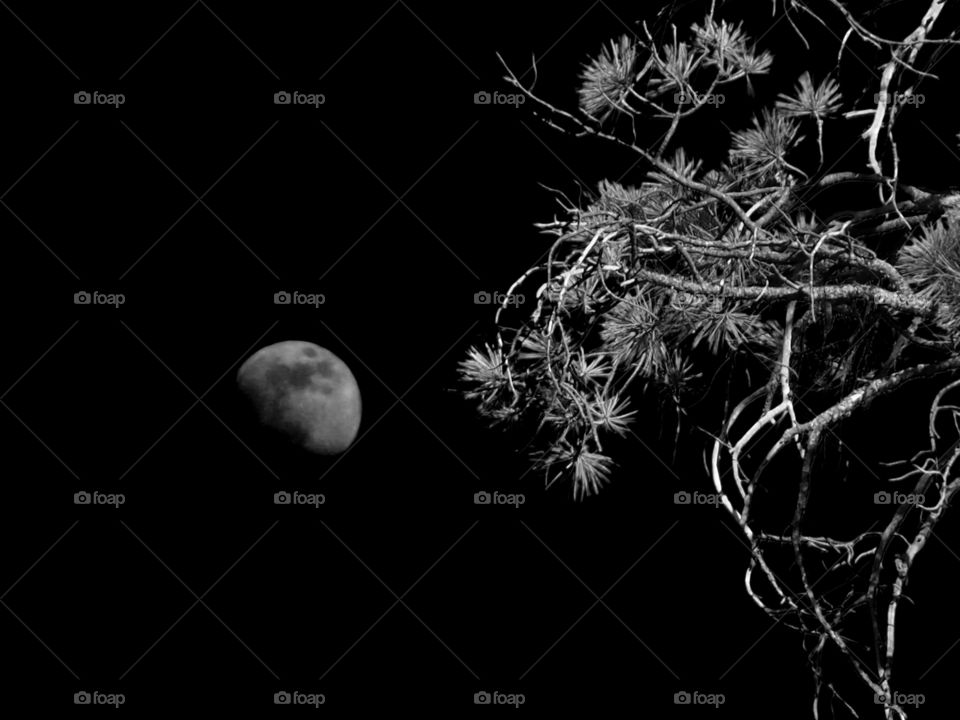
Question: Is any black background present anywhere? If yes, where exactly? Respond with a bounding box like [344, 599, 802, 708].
[2, 1, 960, 716]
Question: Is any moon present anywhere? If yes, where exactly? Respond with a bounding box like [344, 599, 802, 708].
[236, 340, 361, 455]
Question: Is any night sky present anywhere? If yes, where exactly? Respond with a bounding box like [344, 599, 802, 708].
[2, 1, 960, 716]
